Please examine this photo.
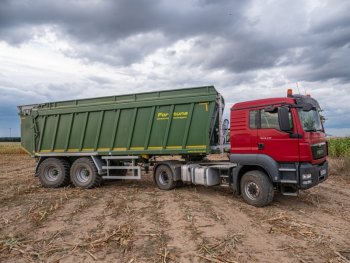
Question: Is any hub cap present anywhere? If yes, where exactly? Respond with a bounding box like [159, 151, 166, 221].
[159, 171, 169, 185]
[44, 165, 60, 182]
[245, 181, 260, 200]
[77, 166, 90, 183]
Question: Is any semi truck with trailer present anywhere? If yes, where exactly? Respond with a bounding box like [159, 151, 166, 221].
[18, 86, 328, 207]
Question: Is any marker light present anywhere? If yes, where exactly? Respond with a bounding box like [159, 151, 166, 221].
[302, 180, 312, 185]
[287, 89, 293, 97]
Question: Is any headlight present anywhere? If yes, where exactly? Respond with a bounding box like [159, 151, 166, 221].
[302, 173, 312, 180]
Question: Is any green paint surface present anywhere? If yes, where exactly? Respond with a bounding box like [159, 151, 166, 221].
[18, 86, 223, 156]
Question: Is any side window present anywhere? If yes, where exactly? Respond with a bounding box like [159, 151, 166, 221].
[259, 107, 293, 130]
[289, 112, 293, 129]
[249, 110, 258, 129]
[260, 110, 280, 129]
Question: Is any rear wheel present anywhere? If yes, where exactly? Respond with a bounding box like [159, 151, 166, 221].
[154, 164, 176, 190]
[70, 157, 102, 188]
[37, 158, 70, 188]
[240, 170, 274, 207]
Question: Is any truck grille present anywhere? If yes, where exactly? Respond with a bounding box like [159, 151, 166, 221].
[311, 142, 327, 160]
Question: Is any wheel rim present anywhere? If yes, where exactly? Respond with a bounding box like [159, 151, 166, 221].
[44, 165, 60, 182]
[159, 170, 169, 185]
[76, 166, 91, 183]
[245, 181, 260, 200]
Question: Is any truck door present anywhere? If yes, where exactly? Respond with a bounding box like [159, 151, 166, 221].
[256, 107, 299, 162]
[249, 109, 259, 153]
[231, 109, 256, 154]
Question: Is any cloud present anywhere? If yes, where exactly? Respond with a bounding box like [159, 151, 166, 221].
[1, 0, 349, 77]
[0, 0, 249, 65]
[0, 0, 349, 137]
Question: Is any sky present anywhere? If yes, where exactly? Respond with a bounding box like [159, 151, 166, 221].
[0, 0, 349, 137]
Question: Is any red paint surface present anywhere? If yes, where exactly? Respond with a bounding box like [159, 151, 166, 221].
[230, 96, 326, 164]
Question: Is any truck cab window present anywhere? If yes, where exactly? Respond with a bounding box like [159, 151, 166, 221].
[260, 108, 293, 130]
[249, 110, 258, 129]
[261, 110, 279, 129]
[297, 108, 322, 132]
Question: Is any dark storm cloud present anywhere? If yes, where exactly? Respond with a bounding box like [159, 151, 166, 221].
[0, 0, 349, 89]
[0, 0, 245, 41]
[0, 0, 249, 64]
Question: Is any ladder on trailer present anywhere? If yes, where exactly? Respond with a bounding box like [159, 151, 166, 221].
[101, 156, 141, 180]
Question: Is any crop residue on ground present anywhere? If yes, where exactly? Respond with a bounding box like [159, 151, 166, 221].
[0, 143, 349, 262]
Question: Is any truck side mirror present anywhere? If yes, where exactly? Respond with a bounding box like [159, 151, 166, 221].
[278, 107, 292, 132]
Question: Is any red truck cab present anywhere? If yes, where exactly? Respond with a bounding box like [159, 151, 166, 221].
[229, 90, 328, 206]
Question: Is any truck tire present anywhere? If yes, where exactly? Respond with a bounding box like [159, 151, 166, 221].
[240, 170, 274, 207]
[37, 158, 70, 188]
[154, 164, 176, 190]
[70, 157, 102, 189]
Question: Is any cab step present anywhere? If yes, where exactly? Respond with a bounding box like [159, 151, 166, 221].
[280, 184, 299, 196]
[281, 192, 298, 196]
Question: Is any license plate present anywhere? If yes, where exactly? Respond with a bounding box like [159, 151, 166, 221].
[320, 169, 326, 176]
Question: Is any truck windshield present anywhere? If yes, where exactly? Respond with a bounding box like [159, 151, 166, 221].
[297, 109, 323, 132]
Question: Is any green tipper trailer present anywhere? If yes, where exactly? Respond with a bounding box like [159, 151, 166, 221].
[19, 86, 223, 157]
[18, 86, 233, 191]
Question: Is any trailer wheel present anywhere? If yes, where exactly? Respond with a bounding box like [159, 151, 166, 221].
[37, 158, 70, 188]
[154, 164, 176, 190]
[70, 157, 102, 189]
[240, 170, 274, 207]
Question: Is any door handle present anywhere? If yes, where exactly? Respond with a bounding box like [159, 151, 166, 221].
[258, 143, 264, 150]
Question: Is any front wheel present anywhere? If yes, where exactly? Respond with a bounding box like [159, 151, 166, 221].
[70, 157, 102, 189]
[240, 170, 274, 207]
[154, 164, 176, 190]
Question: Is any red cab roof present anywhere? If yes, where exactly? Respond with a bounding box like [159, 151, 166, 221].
[231, 97, 296, 110]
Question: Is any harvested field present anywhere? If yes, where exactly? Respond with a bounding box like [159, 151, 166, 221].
[0, 142, 25, 154]
[0, 151, 350, 262]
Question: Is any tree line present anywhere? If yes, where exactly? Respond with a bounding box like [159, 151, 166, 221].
[0, 137, 21, 142]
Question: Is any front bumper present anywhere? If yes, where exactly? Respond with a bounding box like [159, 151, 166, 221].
[299, 160, 328, 189]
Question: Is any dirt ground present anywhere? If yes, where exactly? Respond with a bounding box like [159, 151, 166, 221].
[0, 154, 349, 263]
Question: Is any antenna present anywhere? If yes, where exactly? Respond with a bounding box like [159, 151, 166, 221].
[296, 82, 300, 94]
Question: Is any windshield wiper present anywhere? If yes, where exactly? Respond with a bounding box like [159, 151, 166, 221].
[305, 128, 317, 132]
